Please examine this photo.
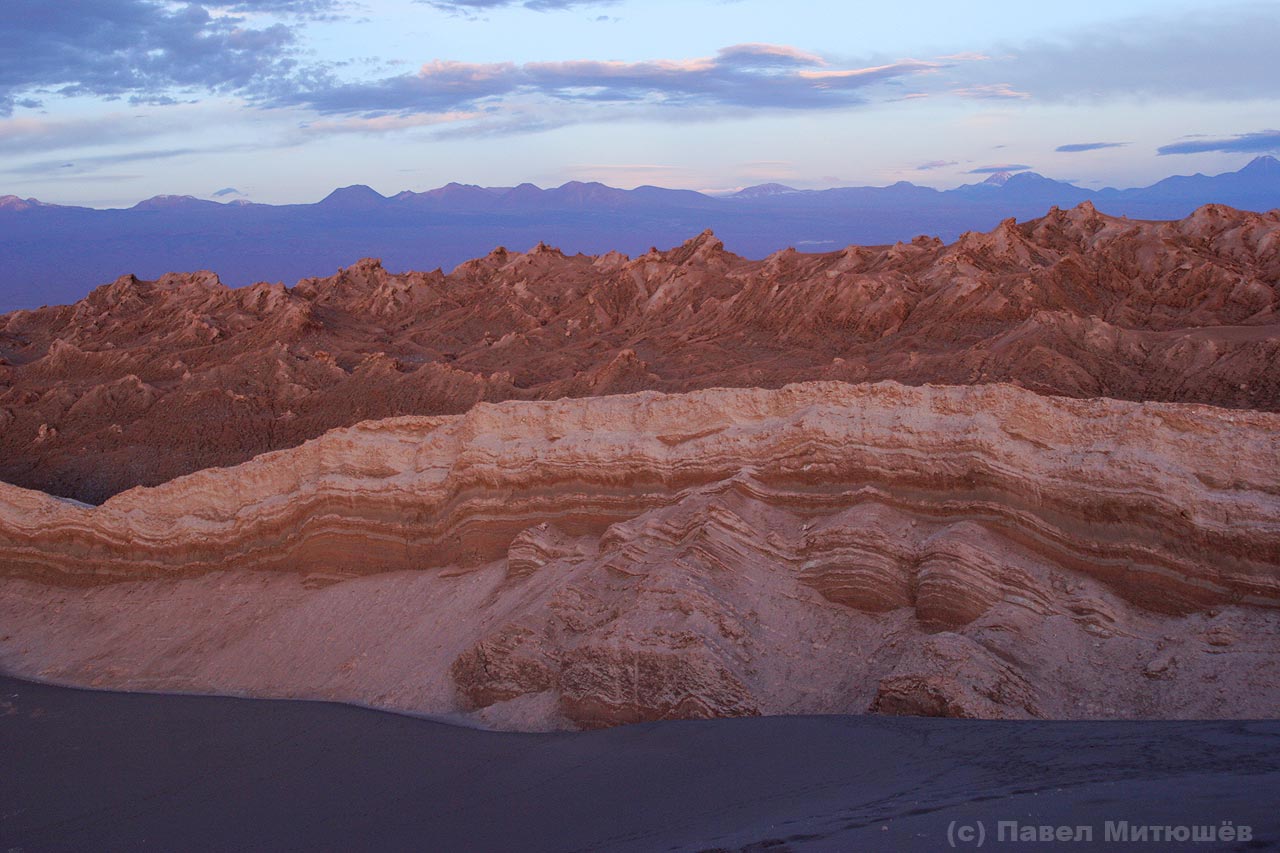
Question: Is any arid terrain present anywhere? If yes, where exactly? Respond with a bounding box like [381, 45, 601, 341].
[2, 201, 1277, 504]
[0, 201, 1277, 731]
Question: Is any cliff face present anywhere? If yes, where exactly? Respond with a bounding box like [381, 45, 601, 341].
[3, 382, 1277, 728]
[2, 202, 1278, 504]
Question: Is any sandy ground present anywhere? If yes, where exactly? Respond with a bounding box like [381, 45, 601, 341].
[2, 675, 1278, 852]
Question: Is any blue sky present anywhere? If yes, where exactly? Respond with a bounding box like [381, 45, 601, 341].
[2, 0, 1277, 206]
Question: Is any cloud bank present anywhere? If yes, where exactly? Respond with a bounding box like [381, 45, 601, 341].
[0, 0, 303, 116]
[1157, 130, 1280, 156]
[275, 45, 945, 126]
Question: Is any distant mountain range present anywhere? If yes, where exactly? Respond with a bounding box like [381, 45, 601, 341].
[1, 156, 1277, 311]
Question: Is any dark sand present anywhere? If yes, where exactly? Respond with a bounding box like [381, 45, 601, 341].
[2, 676, 1278, 852]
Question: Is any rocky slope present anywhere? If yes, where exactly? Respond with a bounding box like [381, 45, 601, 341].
[2, 382, 1277, 728]
[2, 202, 1278, 504]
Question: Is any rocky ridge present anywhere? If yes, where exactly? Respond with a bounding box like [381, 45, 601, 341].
[2, 202, 1278, 504]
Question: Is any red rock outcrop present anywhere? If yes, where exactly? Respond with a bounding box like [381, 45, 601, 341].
[2, 203, 1278, 503]
[2, 382, 1277, 728]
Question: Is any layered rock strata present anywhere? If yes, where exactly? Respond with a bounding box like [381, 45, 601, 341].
[2, 381, 1277, 728]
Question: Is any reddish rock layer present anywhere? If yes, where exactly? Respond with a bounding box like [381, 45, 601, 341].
[2, 202, 1277, 503]
[1, 382, 1276, 727]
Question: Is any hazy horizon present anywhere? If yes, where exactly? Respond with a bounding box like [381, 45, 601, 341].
[5, 154, 1277, 211]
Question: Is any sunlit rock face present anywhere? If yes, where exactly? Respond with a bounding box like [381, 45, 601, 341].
[2, 203, 1278, 505]
[2, 381, 1277, 730]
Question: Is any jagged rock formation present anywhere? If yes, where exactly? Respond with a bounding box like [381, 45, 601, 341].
[2, 202, 1278, 504]
[2, 382, 1277, 728]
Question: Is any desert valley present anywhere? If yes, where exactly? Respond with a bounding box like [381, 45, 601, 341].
[3, 0, 1279, 847]
[1, 201, 1277, 733]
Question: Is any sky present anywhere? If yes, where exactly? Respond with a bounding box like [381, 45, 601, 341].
[2, 0, 1278, 207]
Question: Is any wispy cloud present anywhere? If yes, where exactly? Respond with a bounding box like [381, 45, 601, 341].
[212, 0, 348, 15]
[716, 44, 827, 68]
[1156, 129, 1280, 155]
[968, 164, 1032, 174]
[916, 160, 958, 171]
[422, 0, 620, 13]
[297, 111, 484, 136]
[1056, 141, 1128, 153]
[1, 148, 203, 177]
[0, 114, 167, 154]
[0, 144, 270, 176]
[268, 44, 946, 129]
[950, 83, 1029, 100]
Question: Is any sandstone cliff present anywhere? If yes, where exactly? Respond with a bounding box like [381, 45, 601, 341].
[2, 382, 1277, 728]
